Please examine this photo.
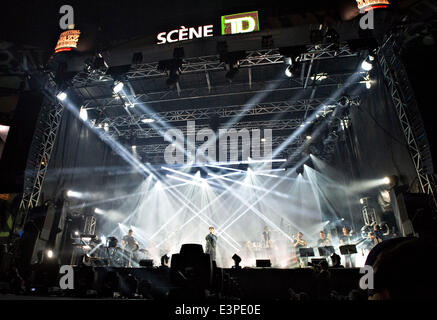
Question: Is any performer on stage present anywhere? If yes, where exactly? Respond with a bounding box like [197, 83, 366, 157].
[261, 226, 272, 248]
[121, 229, 138, 250]
[317, 231, 331, 247]
[293, 232, 308, 268]
[339, 226, 354, 268]
[205, 226, 217, 261]
[121, 229, 139, 267]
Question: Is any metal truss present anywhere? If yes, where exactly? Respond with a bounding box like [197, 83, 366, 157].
[90, 98, 335, 128]
[378, 37, 436, 205]
[72, 43, 357, 87]
[17, 100, 64, 227]
[103, 118, 311, 140]
[81, 72, 362, 110]
[83, 216, 97, 235]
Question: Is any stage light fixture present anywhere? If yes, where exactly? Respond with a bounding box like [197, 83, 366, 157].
[104, 123, 109, 132]
[66, 190, 82, 198]
[79, 107, 88, 121]
[360, 198, 364, 204]
[141, 118, 155, 123]
[383, 176, 390, 184]
[366, 81, 371, 89]
[74, 231, 79, 236]
[113, 81, 124, 93]
[94, 208, 104, 215]
[158, 59, 183, 88]
[46, 250, 54, 259]
[232, 254, 242, 269]
[306, 135, 312, 140]
[225, 64, 239, 82]
[361, 55, 374, 71]
[56, 91, 67, 101]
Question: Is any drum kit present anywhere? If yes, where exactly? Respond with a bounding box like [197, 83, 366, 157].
[73, 236, 151, 267]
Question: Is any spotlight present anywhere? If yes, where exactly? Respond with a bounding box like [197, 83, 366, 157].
[296, 165, 304, 175]
[284, 64, 299, 78]
[158, 59, 183, 88]
[365, 81, 371, 89]
[79, 107, 88, 121]
[306, 135, 312, 140]
[232, 254, 242, 269]
[46, 250, 54, 259]
[383, 176, 390, 184]
[74, 231, 79, 236]
[94, 208, 105, 215]
[66, 190, 82, 198]
[337, 96, 350, 107]
[104, 123, 109, 132]
[261, 138, 266, 142]
[56, 91, 67, 101]
[167, 68, 181, 87]
[360, 198, 364, 204]
[225, 65, 239, 82]
[141, 118, 155, 123]
[132, 145, 137, 150]
[113, 81, 124, 93]
[361, 55, 374, 71]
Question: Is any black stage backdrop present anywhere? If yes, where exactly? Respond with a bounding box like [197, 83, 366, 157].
[40, 66, 418, 228]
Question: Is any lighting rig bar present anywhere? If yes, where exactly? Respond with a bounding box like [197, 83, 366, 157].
[102, 118, 315, 140]
[89, 98, 335, 128]
[80, 72, 363, 110]
[72, 43, 357, 87]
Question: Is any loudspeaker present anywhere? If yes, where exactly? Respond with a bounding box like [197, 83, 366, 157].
[0, 90, 45, 193]
[391, 190, 436, 239]
[256, 259, 271, 267]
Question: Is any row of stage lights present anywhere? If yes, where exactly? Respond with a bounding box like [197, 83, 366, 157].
[55, 80, 156, 127]
[283, 53, 374, 89]
[55, 51, 376, 107]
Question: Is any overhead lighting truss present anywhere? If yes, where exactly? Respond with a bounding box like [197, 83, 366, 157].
[72, 43, 358, 87]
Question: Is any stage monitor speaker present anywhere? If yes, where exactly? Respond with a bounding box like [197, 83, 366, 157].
[255, 259, 271, 268]
[390, 190, 436, 239]
[0, 90, 45, 193]
[139, 259, 154, 267]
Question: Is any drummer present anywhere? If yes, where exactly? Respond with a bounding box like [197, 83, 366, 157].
[121, 229, 138, 250]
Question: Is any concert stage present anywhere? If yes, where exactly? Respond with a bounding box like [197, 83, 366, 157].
[1, 0, 436, 303]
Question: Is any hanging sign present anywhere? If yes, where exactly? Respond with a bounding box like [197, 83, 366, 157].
[54, 29, 81, 53]
[355, 0, 390, 11]
[221, 11, 260, 35]
[156, 25, 214, 44]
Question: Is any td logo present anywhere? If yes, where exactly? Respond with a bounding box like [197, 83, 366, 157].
[221, 11, 260, 35]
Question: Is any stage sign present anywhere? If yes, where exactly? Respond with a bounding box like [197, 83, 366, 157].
[0, 194, 9, 201]
[221, 11, 260, 35]
[156, 25, 214, 44]
[355, 0, 390, 11]
[54, 29, 81, 53]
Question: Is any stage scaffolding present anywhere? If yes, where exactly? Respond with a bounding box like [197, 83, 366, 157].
[15, 38, 437, 229]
